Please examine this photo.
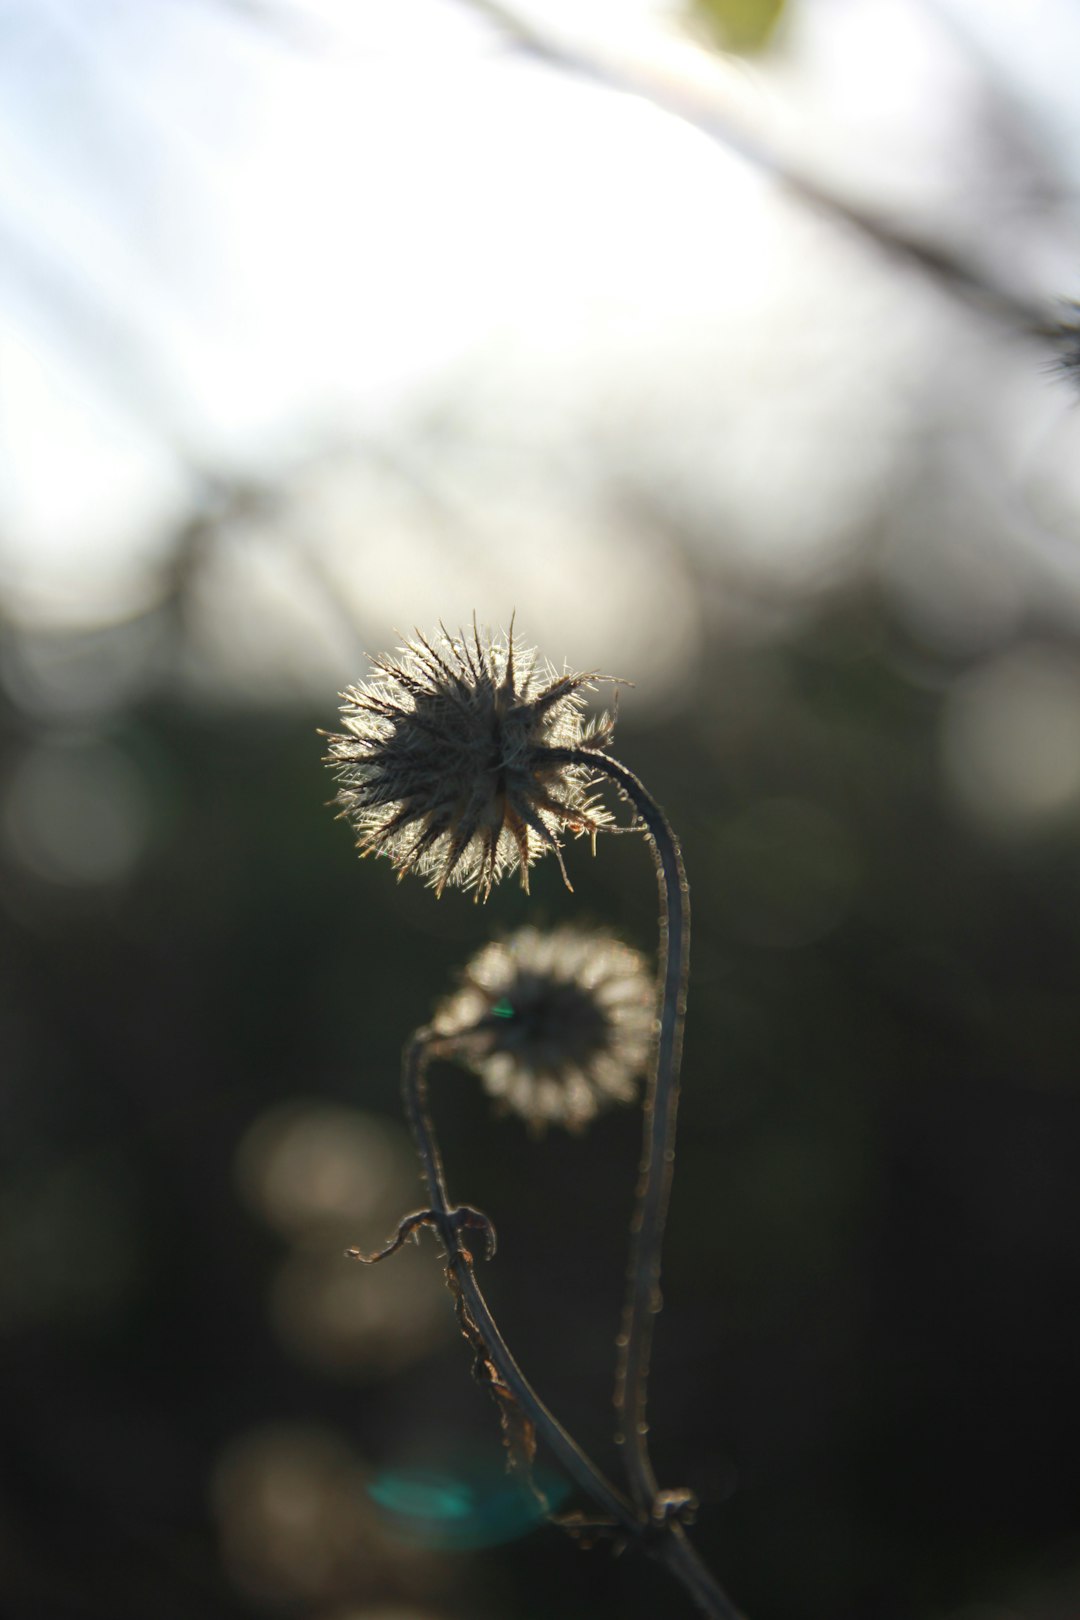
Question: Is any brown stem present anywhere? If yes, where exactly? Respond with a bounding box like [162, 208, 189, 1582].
[400, 1032, 637, 1533]
[398, 1032, 744, 1619]
[543, 748, 689, 1513]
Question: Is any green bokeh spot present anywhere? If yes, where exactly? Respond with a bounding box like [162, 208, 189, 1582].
[491, 997, 515, 1020]
[690, 0, 786, 53]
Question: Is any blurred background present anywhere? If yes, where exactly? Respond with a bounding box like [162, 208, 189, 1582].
[3, 1, 1080, 1617]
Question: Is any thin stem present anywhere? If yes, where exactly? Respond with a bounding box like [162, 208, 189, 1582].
[400, 1032, 638, 1534]
[661, 1523, 744, 1620]
[544, 748, 689, 1513]
[400, 1031, 743, 1620]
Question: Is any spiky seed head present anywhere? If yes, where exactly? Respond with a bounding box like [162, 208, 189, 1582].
[324, 621, 614, 900]
[1048, 299, 1080, 393]
[431, 926, 656, 1132]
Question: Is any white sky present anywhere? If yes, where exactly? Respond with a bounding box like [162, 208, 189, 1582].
[1, 0, 1079, 682]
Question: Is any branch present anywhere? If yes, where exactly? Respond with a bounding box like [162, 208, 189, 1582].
[460, 0, 1051, 335]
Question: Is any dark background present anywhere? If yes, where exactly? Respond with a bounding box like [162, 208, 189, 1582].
[3, 594, 1080, 1620]
[4, 1, 1080, 1616]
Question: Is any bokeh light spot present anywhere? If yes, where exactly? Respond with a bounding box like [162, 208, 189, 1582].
[2, 734, 150, 886]
[310, 1609, 449, 1620]
[269, 1246, 449, 1379]
[369, 1459, 569, 1549]
[941, 645, 1080, 831]
[235, 1100, 416, 1244]
[210, 1424, 415, 1607]
[370, 1471, 474, 1522]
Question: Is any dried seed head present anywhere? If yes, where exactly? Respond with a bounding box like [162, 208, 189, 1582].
[1048, 299, 1080, 393]
[431, 926, 656, 1132]
[325, 621, 613, 899]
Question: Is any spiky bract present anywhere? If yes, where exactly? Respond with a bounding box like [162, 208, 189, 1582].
[1049, 299, 1080, 392]
[325, 623, 613, 899]
[432, 926, 656, 1132]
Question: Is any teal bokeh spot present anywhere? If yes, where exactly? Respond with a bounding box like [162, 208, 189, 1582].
[369, 1461, 571, 1549]
[491, 998, 515, 1019]
[370, 1470, 473, 1521]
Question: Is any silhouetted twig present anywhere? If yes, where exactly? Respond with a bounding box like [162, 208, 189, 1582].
[352, 1030, 742, 1619]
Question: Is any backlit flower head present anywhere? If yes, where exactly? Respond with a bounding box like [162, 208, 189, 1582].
[325, 621, 613, 900]
[431, 926, 656, 1132]
[1048, 299, 1080, 394]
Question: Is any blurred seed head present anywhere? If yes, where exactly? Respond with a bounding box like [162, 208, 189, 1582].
[324, 621, 613, 900]
[431, 925, 655, 1132]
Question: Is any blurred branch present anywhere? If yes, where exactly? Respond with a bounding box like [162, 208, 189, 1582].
[174, 0, 324, 47]
[0, 215, 198, 462]
[461, 0, 1053, 335]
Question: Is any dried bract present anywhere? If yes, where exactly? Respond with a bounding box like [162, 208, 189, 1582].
[1053, 302, 1080, 386]
[432, 926, 656, 1132]
[325, 623, 613, 899]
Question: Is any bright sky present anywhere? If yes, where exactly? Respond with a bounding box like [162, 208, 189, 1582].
[1, 0, 1079, 682]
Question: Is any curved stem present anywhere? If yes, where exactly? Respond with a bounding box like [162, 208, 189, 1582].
[398, 1032, 743, 1618]
[544, 748, 689, 1512]
[401, 1032, 638, 1534]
